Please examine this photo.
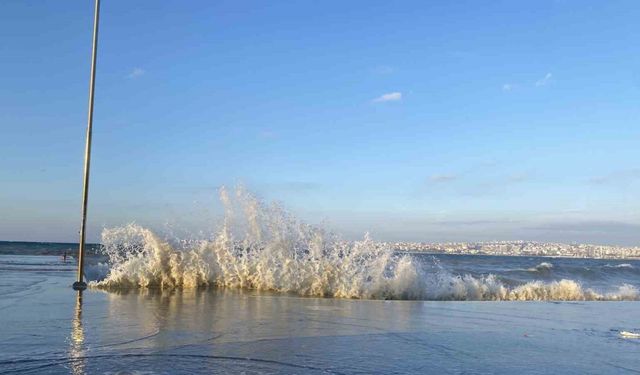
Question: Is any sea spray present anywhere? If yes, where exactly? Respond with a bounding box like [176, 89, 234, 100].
[92, 187, 426, 299]
[91, 187, 639, 301]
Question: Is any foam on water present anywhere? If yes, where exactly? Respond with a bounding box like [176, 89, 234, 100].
[90, 187, 639, 301]
[605, 263, 635, 269]
[527, 262, 554, 273]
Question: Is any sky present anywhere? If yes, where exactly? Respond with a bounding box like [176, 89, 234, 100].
[1, 0, 639, 245]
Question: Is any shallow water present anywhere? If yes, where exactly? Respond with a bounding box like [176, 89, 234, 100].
[1, 254, 639, 374]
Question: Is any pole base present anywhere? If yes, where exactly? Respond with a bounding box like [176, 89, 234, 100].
[72, 281, 88, 291]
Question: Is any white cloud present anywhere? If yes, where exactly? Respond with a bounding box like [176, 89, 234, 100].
[535, 73, 552, 87]
[372, 92, 402, 103]
[502, 83, 514, 91]
[127, 67, 145, 79]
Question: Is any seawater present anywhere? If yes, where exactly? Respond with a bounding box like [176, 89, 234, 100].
[3, 187, 639, 301]
[1, 192, 640, 374]
[1, 255, 639, 374]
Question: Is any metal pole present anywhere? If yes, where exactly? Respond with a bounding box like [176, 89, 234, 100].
[73, 0, 100, 290]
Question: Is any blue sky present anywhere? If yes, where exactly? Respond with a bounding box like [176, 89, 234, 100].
[1, 0, 639, 245]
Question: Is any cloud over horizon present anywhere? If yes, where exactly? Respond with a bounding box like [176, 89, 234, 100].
[372, 92, 402, 103]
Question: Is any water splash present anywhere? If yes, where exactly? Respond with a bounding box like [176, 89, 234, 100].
[90, 187, 639, 301]
[91, 187, 425, 299]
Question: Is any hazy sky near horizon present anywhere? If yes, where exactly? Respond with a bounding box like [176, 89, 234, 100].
[1, 0, 640, 245]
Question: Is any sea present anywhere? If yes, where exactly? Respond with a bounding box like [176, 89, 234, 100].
[1, 190, 639, 374]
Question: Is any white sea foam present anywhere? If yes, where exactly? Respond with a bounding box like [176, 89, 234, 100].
[620, 331, 640, 339]
[90, 187, 639, 301]
[527, 262, 554, 273]
[605, 263, 635, 269]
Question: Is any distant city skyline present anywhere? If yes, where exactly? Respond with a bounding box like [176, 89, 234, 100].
[1, 1, 639, 245]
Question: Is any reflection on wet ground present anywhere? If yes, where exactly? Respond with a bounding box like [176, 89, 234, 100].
[0, 260, 639, 374]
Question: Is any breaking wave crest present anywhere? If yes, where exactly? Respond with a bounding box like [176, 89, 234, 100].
[527, 262, 554, 273]
[90, 187, 639, 301]
[605, 263, 635, 269]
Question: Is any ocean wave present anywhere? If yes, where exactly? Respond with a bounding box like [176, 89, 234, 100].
[90, 187, 639, 301]
[604, 263, 635, 269]
[527, 262, 554, 273]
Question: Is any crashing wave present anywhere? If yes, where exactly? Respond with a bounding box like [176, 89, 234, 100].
[90, 187, 639, 301]
[527, 262, 554, 273]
